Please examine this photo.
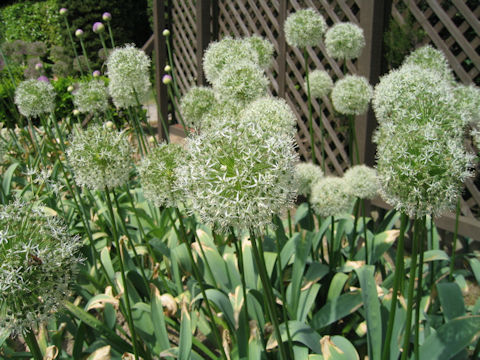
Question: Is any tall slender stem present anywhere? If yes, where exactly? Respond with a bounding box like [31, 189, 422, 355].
[401, 217, 421, 360]
[362, 199, 369, 264]
[449, 198, 461, 281]
[304, 49, 317, 165]
[414, 216, 426, 359]
[106, 22, 115, 48]
[78, 38, 92, 74]
[382, 212, 408, 360]
[23, 328, 42, 360]
[62, 17, 84, 77]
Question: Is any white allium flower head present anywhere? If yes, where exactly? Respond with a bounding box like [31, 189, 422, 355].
[453, 84, 480, 126]
[180, 86, 217, 130]
[239, 97, 297, 138]
[343, 165, 380, 200]
[176, 122, 298, 232]
[245, 35, 274, 69]
[311, 177, 353, 217]
[403, 45, 455, 84]
[212, 61, 268, 106]
[294, 162, 324, 197]
[373, 65, 473, 218]
[200, 98, 245, 134]
[106, 44, 151, 108]
[325, 22, 365, 60]
[14, 79, 55, 117]
[138, 142, 186, 208]
[284, 8, 327, 48]
[66, 124, 132, 190]
[306, 70, 333, 98]
[0, 201, 83, 335]
[73, 79, 109, 114]
[331, 75, 373, 115]
[203, 37, 258, 84]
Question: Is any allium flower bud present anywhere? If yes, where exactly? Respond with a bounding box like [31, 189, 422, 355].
[34, 62, 43, 71]
[59, 7, 67, 15]
[176, 123, 298, 232]
[105, 121, 114, 129]
[75, 29, 84, 38]
[245, 35, 274, 69]
[138, 143, 187, 208]
[0, 200, 83, 335]
[213, 61, 268, 106]
[92, 22, 105, 33]
[180, 86, 217, 130]
[102, 12, 112, 21]
[373, 65, 473, 217]
[403, 45, 455, 84]
[331, 75, 373, 115]
[311, 177, 353, 217]
[92, 70, 101, 77]
[284, 8, 327, 48]
[37, 76, 49, 83]
[162, 29, 170, 36]
[67, 85, 74, 92]
[164, 65, 171, 72]
[106, 44, 151, 108]
[203, 37, 259, 84]
[72, 109, 80, 116]
[325, 22, 365, 60]
[162, 74, 172, 84]
[343, 165, 380, 200]
[14, 79, 55, 117]
[239, 97, 297, 138]
[294, 162, 324, 197]
[306, 70, 333, 98]
[66, 124, 132, 190]
[73, 80, 109, 114]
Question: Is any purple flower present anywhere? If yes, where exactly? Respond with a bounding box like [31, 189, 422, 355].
[92, 22, 105, 33]
[102, 12, 112, 21]
[75, 29, 84, 38]
[162, 74, 172, 84]
[59, 8, 67, 15]
[92, 70, 101, 77]
[37, 76, 49, 83]
[34, 63, 43, 71]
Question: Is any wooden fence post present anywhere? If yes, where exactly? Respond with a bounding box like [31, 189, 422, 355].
[357, 0, 392, 166]
[278, 0, 287, 98]
[196, 0, 212, 86]
[153, 0, 168, 140]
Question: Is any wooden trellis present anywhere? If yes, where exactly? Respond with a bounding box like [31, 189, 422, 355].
[150, 0, 480, 240]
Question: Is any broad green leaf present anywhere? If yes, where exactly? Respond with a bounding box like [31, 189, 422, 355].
[193, 289, 235, 330]
[419, 315, 480, 359]
[297, 283, 321, 323]
[289, 233, 313, 317]
[468, 258, 480, 284]
[355, 266, 382, 360]
[312, 292, 363, 329]
[150, 285, 171, 354]
[2, 162, 19, 197]
[437, 282, 466, 322]
[72, 322, 86, 359]
[320, 335, 360, 360]
[100, 248, 115, 283]
[327, 273, 349, 302]
[267, 321, 322, 354]
[178, 302, 193, 360]
[280, 233, 298, 270]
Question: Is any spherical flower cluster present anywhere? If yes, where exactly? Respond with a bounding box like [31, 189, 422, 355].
[246, 35, 274, 69]
[73, 80, 109, 114]
[284, 8, 327, 48]
[176, 123, 298, 232]
[403, 45, 455, 84]
[373, 65, 473, 217]
[294, 162, 324, 197]
[59, 7, 67, 15]
[66, 124, 132, 190]
[92, 70, 101, 77]
[106, 44, 151, 108]
[453, 84, 480, 126]
[75, 29, 84, 38]
[203, 37, 258, 84]
[138, 143, 186, 208]
[213, 61, 268, 106]
[311, 177, 353, 217]
[331, 75, 373, 115]
[306, 70, 333, 98]
[180, 86, 217, 130]
[102, 12, 112, 21]
[93, 22, 105, 33]
[14, 79, 56, 118]
[343, 165, 380, 200]
[239, 97, 297, 138]
[199, 98, 244, 134]
[162, 74, 172, 84]
[325, 22, 365, 60]
[0, 200, 83, 334]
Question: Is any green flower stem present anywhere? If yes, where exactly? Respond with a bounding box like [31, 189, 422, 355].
[170, 208, 228, 360]
[304, 49, 317, 166]
[98, 32, 109, 58]
[78, 37, 93, 75]
[350, 198, 360, 259]
[62, 17, 84, 77]
[249, 230, 289, 360]
[127, 107, 148, 157]
[112, 188, 150, 295]
[382, 212, 408, 360]
[24, 328, 42, 360]
[150, 90, 170, 143]
[449, 198, 461, 281]
[362, 199, 369, 264]
[401, 217, 421, 360]
[193, 230, 217, 288]
[330, 216, 337, 269]
[287, 209, 293, 238]
[348, 115, 360, 166]
[106, 22, 115, 48]
[414, 216, 426, 360]
[164, 35, 182, 100]
[166, 86, 188, 136]
[104, 185, 140, 360]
